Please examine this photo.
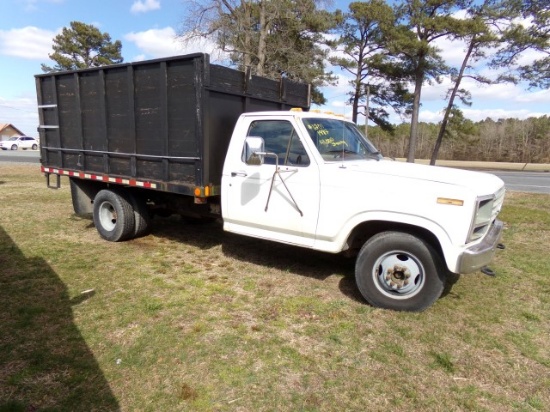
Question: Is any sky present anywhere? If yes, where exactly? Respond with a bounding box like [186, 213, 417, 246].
[0, 0, 548, 137]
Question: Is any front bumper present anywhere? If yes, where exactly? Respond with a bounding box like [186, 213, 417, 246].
[457, 219, 504, 274]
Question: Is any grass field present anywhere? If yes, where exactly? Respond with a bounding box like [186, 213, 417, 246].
[0, 163, 549, 411]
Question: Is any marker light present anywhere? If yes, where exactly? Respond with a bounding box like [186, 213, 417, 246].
[437, 197, 464, 206]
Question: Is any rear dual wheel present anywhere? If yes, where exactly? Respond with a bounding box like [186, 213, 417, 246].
[130, 193, 151, 238]
[93, 189, 150, 241]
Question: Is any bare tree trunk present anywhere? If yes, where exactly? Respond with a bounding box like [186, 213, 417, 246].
[256, 1, 267, 76]
[430, 39, 475, 165]
[241, 1, 252, 69]
[407, 73, 423, 163]
[351, 73, 362, 123]
[495, 122, 504, 161]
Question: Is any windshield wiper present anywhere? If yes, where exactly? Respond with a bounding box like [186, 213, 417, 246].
[326, 149, 381, 161]
[367, 150, 381, 160]
[326, 149, 359, 155]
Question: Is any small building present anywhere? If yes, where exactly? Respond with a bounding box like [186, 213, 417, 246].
[0, 124, 26, 141]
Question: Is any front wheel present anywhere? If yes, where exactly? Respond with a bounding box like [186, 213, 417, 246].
[11, 144, 17, 150]
[355, 232, 446, 312]
[93, 189, 135, 242]
[32, 144, 38, 150]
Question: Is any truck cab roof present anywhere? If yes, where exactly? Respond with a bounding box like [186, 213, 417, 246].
[242, 109, 349, 121]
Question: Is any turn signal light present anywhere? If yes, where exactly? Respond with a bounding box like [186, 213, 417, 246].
[437, 197, 464, 206]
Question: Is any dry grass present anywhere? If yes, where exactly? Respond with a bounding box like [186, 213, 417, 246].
[0, 163, 549, 411]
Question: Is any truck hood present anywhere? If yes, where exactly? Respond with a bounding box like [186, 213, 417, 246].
[336, 159, 504, 196]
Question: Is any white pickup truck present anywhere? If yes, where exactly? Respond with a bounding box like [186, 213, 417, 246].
[221, 110, 505, 311]
[36, 53, 505, 311]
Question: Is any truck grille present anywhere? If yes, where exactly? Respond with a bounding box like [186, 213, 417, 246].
[492, 186, 505, 220]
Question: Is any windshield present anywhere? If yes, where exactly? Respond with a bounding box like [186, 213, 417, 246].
[302, 118, 381, 161]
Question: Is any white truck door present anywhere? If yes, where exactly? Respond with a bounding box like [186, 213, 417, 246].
[222, 117, 320, 247]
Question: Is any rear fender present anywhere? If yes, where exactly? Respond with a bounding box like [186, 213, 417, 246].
[70, 178, 102, 215]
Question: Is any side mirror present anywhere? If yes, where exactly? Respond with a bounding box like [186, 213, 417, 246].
[244, 136, 265, 165]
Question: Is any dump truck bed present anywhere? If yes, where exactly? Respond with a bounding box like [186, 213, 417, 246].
[36, 53, 310, 195]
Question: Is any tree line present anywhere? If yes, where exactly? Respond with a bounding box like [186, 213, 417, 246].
[42, 1, 549, 164]
[371, 116, 550, 163]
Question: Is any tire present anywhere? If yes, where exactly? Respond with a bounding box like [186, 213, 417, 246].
[32, 144, 38, 150]
[11, 144, 17, 150]
[93, 189, 135, 242]
[355, 232, 446, 312]
[129, 193, 151, 238]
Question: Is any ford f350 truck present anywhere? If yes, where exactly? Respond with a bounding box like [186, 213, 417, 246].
[36, 53, 505, 311]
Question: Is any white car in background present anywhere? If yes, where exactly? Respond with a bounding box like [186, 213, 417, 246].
[0, 136, 39, 150]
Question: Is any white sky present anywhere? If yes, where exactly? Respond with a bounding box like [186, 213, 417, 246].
[0, 0, 548, 136]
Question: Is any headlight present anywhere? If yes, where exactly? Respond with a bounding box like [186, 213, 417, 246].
[467, 195, 495, 243]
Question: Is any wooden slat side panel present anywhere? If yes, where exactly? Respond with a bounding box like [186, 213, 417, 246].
[105, 67, 134, 153]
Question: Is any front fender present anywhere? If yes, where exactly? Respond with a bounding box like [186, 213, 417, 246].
[313, 211, 460, 272]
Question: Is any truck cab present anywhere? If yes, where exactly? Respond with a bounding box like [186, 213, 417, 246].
[221, 110, 505, 311]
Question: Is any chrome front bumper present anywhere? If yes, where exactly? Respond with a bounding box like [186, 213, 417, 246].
[457, 219, 504, 274]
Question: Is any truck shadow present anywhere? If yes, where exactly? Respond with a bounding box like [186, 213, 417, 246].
[150, 217, 368, 303]
[0, 226, 120, 411]
[150, 216, 460, 306]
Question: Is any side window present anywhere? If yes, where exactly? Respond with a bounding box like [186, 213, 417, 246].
[245, 120, 310, 166]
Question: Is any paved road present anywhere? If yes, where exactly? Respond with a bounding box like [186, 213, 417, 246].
[490, 171, 550, 194]
[1, 151, 548, 194]
[0, 150, 40, 163]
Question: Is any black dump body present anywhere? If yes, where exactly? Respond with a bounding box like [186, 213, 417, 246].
[36, 53, 310, 196]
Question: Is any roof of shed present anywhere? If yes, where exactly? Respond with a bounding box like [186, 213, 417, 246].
[0, 123, 26, 136]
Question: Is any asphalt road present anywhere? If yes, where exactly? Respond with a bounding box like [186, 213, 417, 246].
[490, 170, 550, 195]
[0, 149, 40, 163]
[1, 150, 549, 194]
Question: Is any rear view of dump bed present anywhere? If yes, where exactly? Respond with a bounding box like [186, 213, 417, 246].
[36, 53, 310, 196]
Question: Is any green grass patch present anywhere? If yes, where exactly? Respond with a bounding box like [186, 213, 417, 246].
[0, 165, 549, 411]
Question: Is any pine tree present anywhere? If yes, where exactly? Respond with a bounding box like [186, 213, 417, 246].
[430, 0, 505, 165]
[389, 0, 473, 162]
[41, 21, 123, 73]
[494, 0, 550, 88]
[330, 0, 412, 129]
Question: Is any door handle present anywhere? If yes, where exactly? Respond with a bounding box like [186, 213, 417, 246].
[231, 171, 248, 177]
